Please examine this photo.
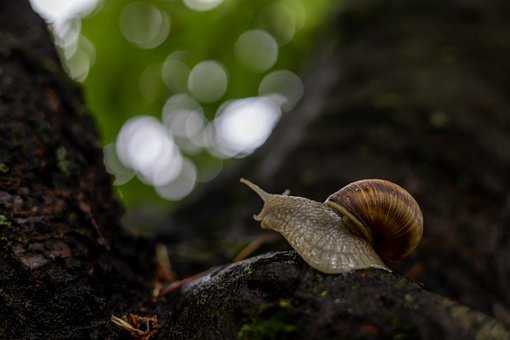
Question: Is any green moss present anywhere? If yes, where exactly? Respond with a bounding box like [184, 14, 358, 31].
[374, 92, 403, 109]
[0, 215, 11, 228]
[0, 163, 9, 174]
[278, 299, 291, 309]
[238, 317, 297, 340]
[56, 146, 70, 176]
[0, 235, 10, 250]
[394, 278, 409, 290]
[257, 303, 272, 313]
[196, 292, 209, 305]
[243, 264, 255, 275]
[404, 294, 415, 308]
[476, 320, 510, 340]
[429, 112, 450, 128]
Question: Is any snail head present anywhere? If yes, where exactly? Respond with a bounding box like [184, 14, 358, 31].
[240, 178, 325, 233]
[240, 178, 285, 230]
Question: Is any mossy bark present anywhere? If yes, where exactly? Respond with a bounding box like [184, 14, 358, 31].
[1, 0, 510, 339]
[158, 252, 508, 340]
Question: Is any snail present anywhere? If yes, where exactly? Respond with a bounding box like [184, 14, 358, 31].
[240, 178, 423, 273]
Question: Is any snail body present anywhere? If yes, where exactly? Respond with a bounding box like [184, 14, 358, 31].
[240, 178, 423, 273]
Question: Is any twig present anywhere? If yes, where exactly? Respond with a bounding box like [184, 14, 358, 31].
[157, 270, 211, 297]
[233, 233, 279, 262]
[111, 314, 159, 340]
[152, 244, 178, 297]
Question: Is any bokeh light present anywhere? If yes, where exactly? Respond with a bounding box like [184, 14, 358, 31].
[30, 0, 101, 82]
[31, 0, 337, 207]
[162, 93, 205, 140]
[188, 60, 228, 103]
[29, 0, 100, 24]
[138, 144, 183, 187]
[64, 35, 96, 82]
[183, 0, 224, 12]
[162, 93, 208, 155]
[189, 123, 216, 150]
[259, 70, 304, 112]
[103, 143, 135, 186]
[54, 19, 82, 57]
[280, 0, 306, 30]
[162, 52, 190, 93]
[213, 96, 282, 158]
[116, 116, 182, 186]
[256, 2, 296, 46]
[119, 2, 170, 49]
[234, 30, 278, 73]
[156, 158, 197, 200]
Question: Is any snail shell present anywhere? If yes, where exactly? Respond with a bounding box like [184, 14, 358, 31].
[325, 179, 423, 265]
[241, 178, 423, 273]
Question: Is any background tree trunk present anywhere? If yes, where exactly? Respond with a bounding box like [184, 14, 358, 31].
[1, 0, 510, 339]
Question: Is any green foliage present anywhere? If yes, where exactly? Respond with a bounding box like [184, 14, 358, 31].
[238, 316, 297, 340]
[81, 0, 334, 209]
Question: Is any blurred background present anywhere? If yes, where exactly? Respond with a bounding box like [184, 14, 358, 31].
[29, 0, 335, 230]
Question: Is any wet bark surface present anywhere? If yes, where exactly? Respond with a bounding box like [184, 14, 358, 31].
[1, 0, 510, 339]
[157, 252, 508, 340]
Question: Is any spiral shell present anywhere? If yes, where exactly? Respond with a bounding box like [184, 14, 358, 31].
[325, 179, 423, 264]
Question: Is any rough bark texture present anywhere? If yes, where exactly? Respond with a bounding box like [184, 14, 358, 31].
[1, 0, 510, 339]
[157, 252, 508, 340]
[0, 1, 155, 339]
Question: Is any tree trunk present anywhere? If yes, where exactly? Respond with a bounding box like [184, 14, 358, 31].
[1, 0, 510, 339]
[0, 1, 154, 338]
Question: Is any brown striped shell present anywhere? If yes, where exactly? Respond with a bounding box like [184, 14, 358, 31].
[325, 179, 423, 264]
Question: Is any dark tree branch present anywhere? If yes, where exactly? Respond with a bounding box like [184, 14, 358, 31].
[157, 252, 509, 340]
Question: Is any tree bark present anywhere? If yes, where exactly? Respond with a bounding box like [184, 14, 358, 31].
[157, 252, 508, 340]
[1, 0, 510, 339]
[0, 2, 155, 338]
